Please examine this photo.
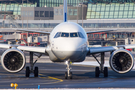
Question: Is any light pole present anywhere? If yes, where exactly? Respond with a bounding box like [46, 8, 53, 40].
[80, 0, 83, 27]
[22, 0, 23, 28]
[27, 0, 29, 46]
[82, 0, 83, 28]
[27, 0, 28, 29]
[77, 0, 78, 23]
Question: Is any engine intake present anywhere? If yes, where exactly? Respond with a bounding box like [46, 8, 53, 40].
[1, 48, 26, 73]
[109, 49, 134, 74]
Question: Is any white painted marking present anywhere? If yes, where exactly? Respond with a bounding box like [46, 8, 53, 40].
[74, 61, 135, 69]
[1, 88, 135, 90]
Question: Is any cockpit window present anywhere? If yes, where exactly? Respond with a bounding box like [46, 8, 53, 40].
[54, 32, 61, 38]
[70, 33, 78, 37]
[54, 32, 84, 38]
[61, 33, 69, 37]
[78, 32, 84, 38]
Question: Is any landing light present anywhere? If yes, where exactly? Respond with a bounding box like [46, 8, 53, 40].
[65, 61, 72, 64]
[65, 61, 68, 64]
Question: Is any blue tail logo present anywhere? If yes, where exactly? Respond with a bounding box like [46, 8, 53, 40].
[63, 0, 67, 22]
[64, 13, 67, 22]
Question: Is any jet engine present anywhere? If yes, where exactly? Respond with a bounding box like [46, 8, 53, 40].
[1, 48, 26, 73]
[109, 49, 134, 74]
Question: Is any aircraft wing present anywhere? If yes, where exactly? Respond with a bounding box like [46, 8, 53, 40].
[88, 44, 135, 54]
[0, 44, 11, 49]
[0, 44, 47, 53]
[16, 29, 50, 35]
[86, 29, 116, 34]
[17, 46, 46, 53]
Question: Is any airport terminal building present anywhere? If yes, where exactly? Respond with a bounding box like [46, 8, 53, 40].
[0, 0, 134, 19]
[0, 0, 134, 28]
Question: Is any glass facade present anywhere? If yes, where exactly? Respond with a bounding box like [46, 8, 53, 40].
[87, 0, 135, 19]
[82, 23, 135, 28]
[1, 0, 135, 19]
[0, 3, 37, 15]
[35, 0, 135, 19]
[1, 22, 135, 29]
[39, 0, 88, 7]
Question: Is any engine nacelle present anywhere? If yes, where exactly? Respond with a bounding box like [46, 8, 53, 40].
[1, 48, 26, 73]
[109, 49, 134, 74]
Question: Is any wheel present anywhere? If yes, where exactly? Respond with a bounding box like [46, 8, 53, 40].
[69, 72, 72, 79]
[26, 66, 30, 77]
[104, 67, 108, 77]
[95, 67, 100, 77]
[65, 72, 68, 79]
[34, 67, 38, 77]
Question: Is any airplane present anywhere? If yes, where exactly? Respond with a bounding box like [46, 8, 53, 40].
[0, 0, 134, 79]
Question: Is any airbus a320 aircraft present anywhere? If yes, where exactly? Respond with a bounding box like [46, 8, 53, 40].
[0, 0, 135, 79]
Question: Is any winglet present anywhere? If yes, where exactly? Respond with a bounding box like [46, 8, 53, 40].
[63, 0, 67, 22]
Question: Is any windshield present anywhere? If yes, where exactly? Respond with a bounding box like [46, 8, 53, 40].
[54, 32, 61, 38]
[61, 33, 69, 37]
[70, 33, 78, 37]
[54, 32, 84, 38]
[78, 32, 84, 38]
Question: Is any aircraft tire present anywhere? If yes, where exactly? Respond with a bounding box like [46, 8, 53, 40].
[69, 72, 72, 79]
[95, 67, 100, 77]
[104, 67, 108, 77]
[26, 66, 30, 77]
[34, 67, 38, 77]
[65, 72, 68, 79]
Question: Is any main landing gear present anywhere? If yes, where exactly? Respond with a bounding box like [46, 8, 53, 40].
[92, 52, 108, 77]
[26, 52, 42, 77]
[65, 60, 72, 79]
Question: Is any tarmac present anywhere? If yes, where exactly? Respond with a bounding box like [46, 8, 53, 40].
[0, 49, 135, 89]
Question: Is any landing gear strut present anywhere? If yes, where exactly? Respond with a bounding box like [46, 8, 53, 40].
[92, 52, 108, 77]
[65, 60, 72, 79]
[25, 52, 42, 77]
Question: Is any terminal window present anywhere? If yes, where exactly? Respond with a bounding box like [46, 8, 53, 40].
[35, 11, 39, 17]
[40, 11, 44, 17]
[50, 11, 54, 17]
[45, 11, 49, 17]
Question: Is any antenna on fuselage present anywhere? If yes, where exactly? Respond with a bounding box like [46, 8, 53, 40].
[63, 0, 67, 22]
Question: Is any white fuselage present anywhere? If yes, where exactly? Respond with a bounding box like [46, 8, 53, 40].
[47, 22, 88, 62]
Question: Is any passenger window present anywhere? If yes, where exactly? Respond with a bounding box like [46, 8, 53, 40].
[70, 33, 78, 37]
[78, 32, 84, 38]
[61, 33, 69, 37]
[54, 32, 61, 38]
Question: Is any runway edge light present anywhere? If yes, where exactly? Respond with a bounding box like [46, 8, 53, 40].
[10, 83, 14, 87]
[14, 83, 18, 89]
[10, 83, 18, 89]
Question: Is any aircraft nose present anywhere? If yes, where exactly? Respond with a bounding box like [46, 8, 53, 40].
[52, 39, 84, 60]
[62, 40, 80, 51]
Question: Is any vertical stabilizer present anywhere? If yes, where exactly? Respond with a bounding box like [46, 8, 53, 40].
[63, 0, 67, 22]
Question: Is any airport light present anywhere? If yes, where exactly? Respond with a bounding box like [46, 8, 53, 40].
[10, 83, 14, 87]
[10, 83, 18, 89]
[14, 83, 18, 89]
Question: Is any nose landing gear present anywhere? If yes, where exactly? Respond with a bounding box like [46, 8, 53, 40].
[65, 60, 72, 79]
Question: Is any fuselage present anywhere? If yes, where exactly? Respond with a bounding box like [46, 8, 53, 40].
[47, 22, 88, 62]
